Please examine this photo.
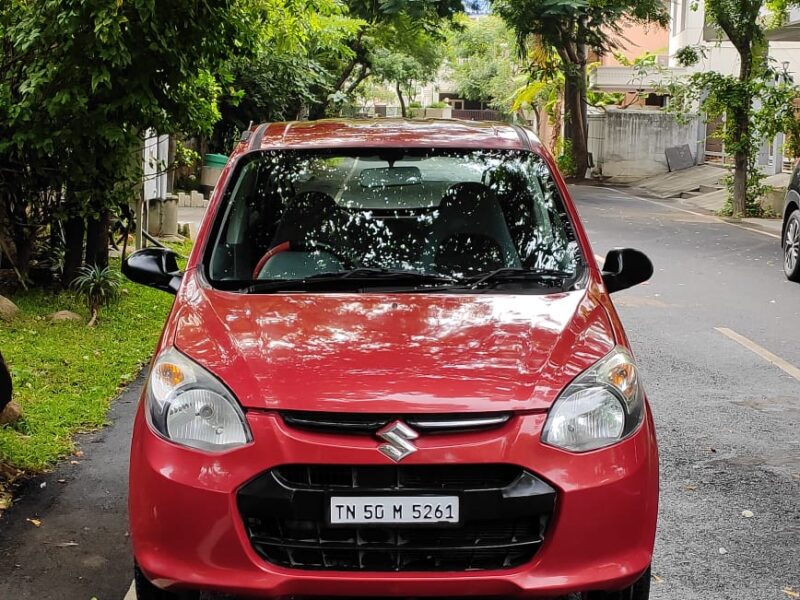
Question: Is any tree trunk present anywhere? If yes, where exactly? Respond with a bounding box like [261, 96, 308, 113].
[309, 34, 365, 119]
[309, 57, 359, 119]
[550, 96, 563, 153]
[62, 215, 85, 286]
[396, 83, 407, 118]
[87, 307, 99, 328]
[572, 57, 590, 180]
[732, 145, 748, 216]
[0, 193, 37, 288]
[728, 45, 755, 217]
[345, 66, 371, 96]
[563, 77, 574, 142]
[0, 231, 33, 289]
[85, 208, 109, 268]
[563, 68, 589, 180]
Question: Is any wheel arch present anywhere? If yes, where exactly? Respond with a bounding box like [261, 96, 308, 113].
[782, 190, 800, 245]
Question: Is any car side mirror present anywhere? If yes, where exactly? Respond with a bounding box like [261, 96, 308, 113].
[601, 248, 653, 294]
[122, 248, 183, 294]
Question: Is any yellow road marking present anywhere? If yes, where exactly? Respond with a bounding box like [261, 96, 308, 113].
[716, 327, 800, 382]
[124, 582, 136, 600]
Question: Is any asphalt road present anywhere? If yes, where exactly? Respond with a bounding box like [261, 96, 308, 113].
[0, 185, 798, 600]
[573, 186, 800, 599]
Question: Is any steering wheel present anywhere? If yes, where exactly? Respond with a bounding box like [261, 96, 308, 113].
[252, 241, 354, 279]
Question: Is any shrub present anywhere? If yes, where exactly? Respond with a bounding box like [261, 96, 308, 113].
[71, 265, 123, 327]
[556, 139, 577, 178]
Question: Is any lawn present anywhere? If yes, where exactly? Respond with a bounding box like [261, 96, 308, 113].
[0, 240, 192, 473]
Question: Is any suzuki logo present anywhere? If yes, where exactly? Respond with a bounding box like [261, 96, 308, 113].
[376, 420, 419, 462]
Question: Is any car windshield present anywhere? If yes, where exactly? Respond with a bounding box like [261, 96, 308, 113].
[206, 149, 582, 292]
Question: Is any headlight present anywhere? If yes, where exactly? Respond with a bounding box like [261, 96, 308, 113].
[541, 347, 644, 452]
[146, 348, 251, 451]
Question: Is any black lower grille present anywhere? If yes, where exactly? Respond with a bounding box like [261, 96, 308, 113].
[275, 464, 523, 490]
[238, 464, 556, 572]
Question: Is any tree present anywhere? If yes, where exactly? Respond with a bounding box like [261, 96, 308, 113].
[447, 15, 525, 114]
[371, 19, 445, 117]
[0, 0, 291, 286]
[308, 0, 463, 117]
[495, 0, 669, 180]
[665, 0, 800, 216]
[211, 7, 362, 152]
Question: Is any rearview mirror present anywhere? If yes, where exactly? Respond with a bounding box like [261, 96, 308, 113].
[122, 248, 183, 294]
[359, 167, 422, 188]
[601, 248, 653, 294]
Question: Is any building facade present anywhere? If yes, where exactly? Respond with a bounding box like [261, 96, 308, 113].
[669, 0, 800, 77]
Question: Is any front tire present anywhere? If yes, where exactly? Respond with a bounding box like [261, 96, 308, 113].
[784, 210, 800, 282]
[134, 565, 198, 600]
[585, 567, 651, 600]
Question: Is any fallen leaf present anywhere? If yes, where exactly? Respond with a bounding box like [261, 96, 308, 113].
[50, 542, 78, 548]
[57, 479, 66, 484]
[69, 461, 80, 465]
[652, 574, 664, 584]
[74, 450, 84, 458]
[741, 510, 754, 518]
[783, 588, 799, 598]
[685, 485, 697, 492]
[27, 518, 42, 527]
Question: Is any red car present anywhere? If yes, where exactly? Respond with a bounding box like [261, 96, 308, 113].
[123, 119, 657, 599]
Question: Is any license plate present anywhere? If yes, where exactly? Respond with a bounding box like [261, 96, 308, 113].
[329, 496, 459, 525]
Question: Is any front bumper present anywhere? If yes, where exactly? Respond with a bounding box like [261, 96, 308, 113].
[130, 404, 659, 598]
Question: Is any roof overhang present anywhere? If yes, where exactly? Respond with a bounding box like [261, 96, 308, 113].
[768, 8, 800, 41]
[590, 66, 689, 93]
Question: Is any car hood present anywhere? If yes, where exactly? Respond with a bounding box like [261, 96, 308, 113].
[172, 274, 616, 413]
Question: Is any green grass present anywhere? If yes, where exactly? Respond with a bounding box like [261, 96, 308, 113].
[0, 242, 191, 472]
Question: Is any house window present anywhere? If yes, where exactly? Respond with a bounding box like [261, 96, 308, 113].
[644, 93, 667, 108]
[679, 0, 689, 33]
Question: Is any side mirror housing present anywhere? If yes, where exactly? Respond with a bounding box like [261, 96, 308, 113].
[601, 248, 653, 294]
[122, 248, 183, 294]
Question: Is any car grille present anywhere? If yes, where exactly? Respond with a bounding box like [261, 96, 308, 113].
[237, 464, 556, 572]
[281, 411, 511, 435]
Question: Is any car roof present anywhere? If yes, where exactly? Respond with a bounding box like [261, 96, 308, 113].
[247, 119, 543, 152]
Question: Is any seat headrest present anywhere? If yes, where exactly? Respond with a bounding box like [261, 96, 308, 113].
[268, 191, 341, 250]
[439, 182, 497, 214]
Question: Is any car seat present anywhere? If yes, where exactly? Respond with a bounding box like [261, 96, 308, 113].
[485, 167, 541, 266]
[426, 182, 520, 276]
[255, 191, 348, 280]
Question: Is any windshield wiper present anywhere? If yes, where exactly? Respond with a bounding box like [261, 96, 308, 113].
[466, 267, 575, 290]
[242, 268, 459, 293]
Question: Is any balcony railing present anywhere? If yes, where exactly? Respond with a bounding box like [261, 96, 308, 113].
[451, 109, 504, 121]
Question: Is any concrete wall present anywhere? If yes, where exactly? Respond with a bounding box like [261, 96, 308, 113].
[589, 108, 701, 179]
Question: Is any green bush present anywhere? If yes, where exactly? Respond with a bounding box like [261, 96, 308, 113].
[556, 139, 577, 178]
[72, 265, 123, 327]
[0, 243, 190, 472]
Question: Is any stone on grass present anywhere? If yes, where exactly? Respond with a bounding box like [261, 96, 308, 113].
[0, 295, 19, 321]
[0, 401, 22, 426]
[49, 310, 82, 323]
